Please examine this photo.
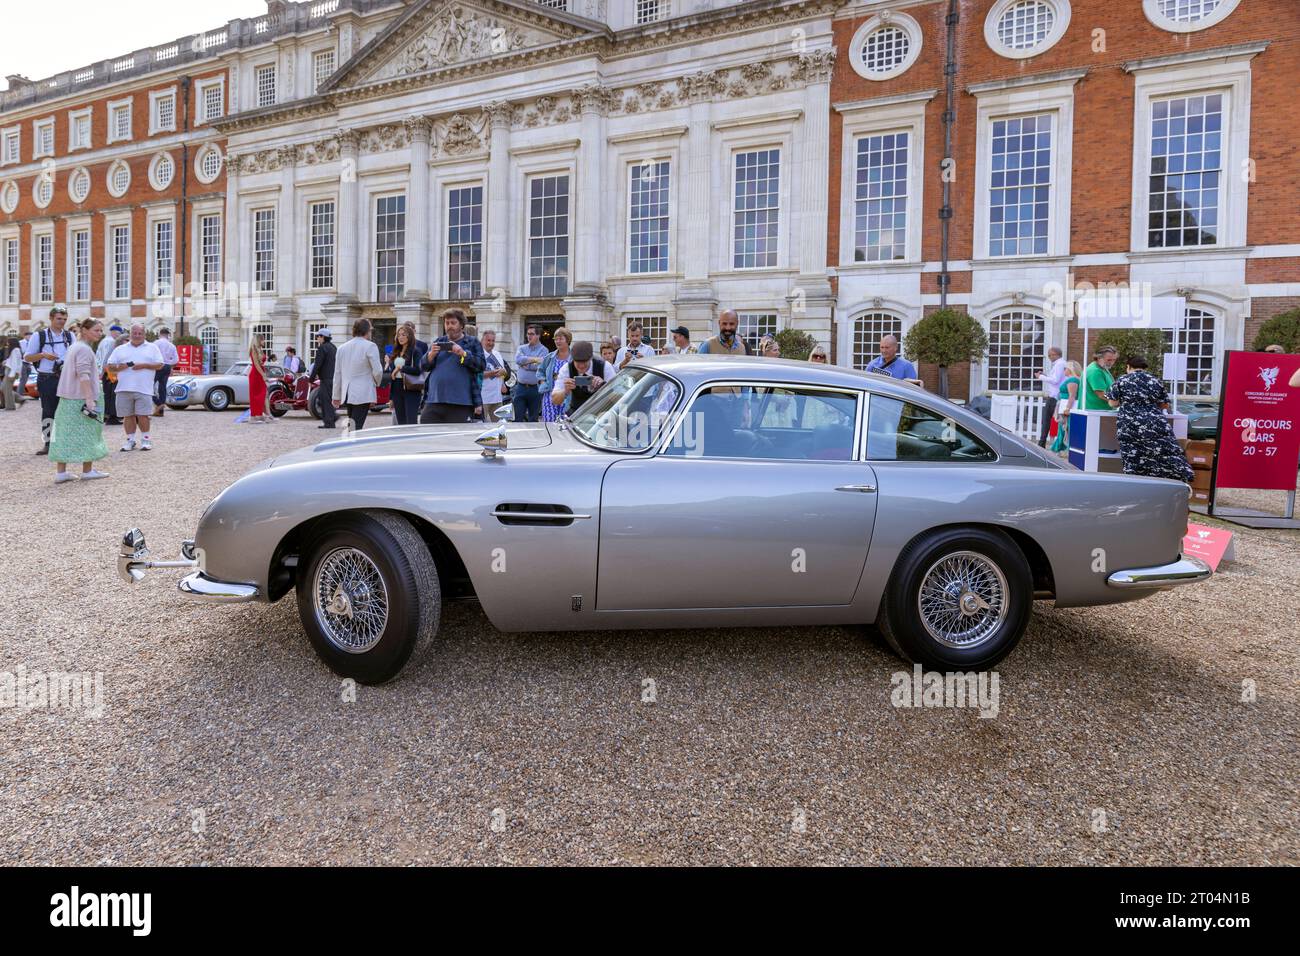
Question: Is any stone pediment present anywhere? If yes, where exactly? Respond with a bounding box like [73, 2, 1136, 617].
[332, 0, 599, 91]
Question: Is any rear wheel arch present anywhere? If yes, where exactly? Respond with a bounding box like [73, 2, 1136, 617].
[890, 522, 1055, 600]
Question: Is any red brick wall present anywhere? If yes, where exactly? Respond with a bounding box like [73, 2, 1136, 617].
[829, 0, 1299, 264]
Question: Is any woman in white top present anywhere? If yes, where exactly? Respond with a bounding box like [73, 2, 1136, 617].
[2, 336, 22, 410]
[50, 319, 109, 483]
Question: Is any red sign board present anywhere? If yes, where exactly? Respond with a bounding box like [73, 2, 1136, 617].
[174, 344, 204, 376]
[1213, 351, 1300, 491]
[1183, 522, 1235, 572]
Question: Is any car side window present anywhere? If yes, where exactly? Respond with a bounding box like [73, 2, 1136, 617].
[866, 395, 996, 462]
[664, 386, 858, 460]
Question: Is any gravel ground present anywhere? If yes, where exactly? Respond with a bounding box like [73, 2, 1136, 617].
[0, 400, 1296, 866]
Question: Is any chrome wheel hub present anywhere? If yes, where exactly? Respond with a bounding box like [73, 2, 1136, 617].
[314, 547, 389, 654]
[917, 550, 1008, 649]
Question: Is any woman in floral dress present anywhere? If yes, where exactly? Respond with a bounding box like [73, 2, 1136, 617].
[1105, 356, 1194, 481]
[49, 319, 109, 483]
[540, 327, 572, 423]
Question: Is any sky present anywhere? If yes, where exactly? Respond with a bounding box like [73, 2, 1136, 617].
[1, 0, 268, 90]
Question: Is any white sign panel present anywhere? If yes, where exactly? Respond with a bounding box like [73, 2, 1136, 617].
[1162, 352, 1188, 380]
[1076, 294, 1186, 330]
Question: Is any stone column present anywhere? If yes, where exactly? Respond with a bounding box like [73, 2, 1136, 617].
[324, 128, 362, 332]
[788, 52, 836, 347]
[402, 116, 432, 301]
[222, 153, 243, 334]
[476, 101, 515, 349]
[672, 72, 718, 343]
[270, 145, 300, 348]
[562, 85, 614, 344]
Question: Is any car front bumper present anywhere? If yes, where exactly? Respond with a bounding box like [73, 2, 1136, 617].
[117, 528, 260, 602]
[1106, 554, 1212, 590]
[178, 571, 259, 602]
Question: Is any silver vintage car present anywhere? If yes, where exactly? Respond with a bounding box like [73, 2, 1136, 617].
[166, 362, 287, 413]
[119, 356, 1211, 683]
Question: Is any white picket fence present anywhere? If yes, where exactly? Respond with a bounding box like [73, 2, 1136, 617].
[989, 392, 1047, 443]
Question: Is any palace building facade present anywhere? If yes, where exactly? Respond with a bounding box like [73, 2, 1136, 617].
[1, 0, 1296, 408]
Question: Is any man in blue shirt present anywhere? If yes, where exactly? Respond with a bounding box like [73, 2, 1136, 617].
[512, 324, 548, 422]
[864, 334, 917, 380]
[419, 308, 484, 424]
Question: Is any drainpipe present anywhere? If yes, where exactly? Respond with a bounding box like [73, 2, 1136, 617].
[939, 0, 958, 311]
[179, 76, 191, 340]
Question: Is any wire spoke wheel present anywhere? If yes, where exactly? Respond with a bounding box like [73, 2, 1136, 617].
[916, 550, 1008, 650]
[313, 547, 390, 654]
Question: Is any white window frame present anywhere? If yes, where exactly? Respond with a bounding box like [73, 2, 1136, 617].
[252, 206, 277, 294]
[68, 108, 92, 152]
[1, 127, 20, 166]
[714, 119, 794, 275]
[194, 209, 223, 296]
[1143, 0, 1242, 34]
[307, 197, 337, 291]
[32, 174, 54, 209]
[848, 310, 908, 371]
[149, 151, 176, 191]
[372, 191, 407, 303]
[0, 181, 16, 214]
[195, 77, 225, 125]
[971, 73, 1079, 261]
[626, 158, 672, 275]
[32, 117, 55, 159]
[106, 219, 132, 301]
[2, 236, 18, 305]
[982, 309, 1048, 393]
[312, 47, 337, 94]
[67, 166, 91, 205]
[150, 214, 175, 300]
[984, 0, 1072, 61]
[68, 224, 92, 303]
[107, 97, 133, 144]
[445, 181, 485, 300]
[524, 171, 572, 297]
[149, 87, 177, 134]
[736, 311, 780, 354]
[849, 12, 923, 82]
[33, 229, 54, 304]
[195, 144, 223, 184]
[106, 159, 132, 199]
[836, 91, 931, 268]
[1126, 48, 1257, 253]
[254, 62, 278, 109]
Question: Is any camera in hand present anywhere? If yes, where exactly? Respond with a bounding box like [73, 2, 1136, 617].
[574, 374, 593, 389]
[80, 404, 102, 422]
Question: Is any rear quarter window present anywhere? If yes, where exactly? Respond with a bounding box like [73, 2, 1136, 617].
[866, 394, 996, 462]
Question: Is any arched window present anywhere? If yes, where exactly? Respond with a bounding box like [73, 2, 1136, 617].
[985, 311, 1046, 392]
[1164, 306, 1217, 397]
[199, 324, 220, 374]
[851, 311, 905, 370]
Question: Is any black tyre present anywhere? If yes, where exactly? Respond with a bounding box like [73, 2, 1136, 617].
[307, 387, 322, 419]
[268, 386, 290, 418]
[204, 387, 233, 412]
[296, 512, 441, 684]
[875, 527, 1032, 671]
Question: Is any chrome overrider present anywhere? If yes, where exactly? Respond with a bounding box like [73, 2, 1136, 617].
[1106, 554, 1213, 589]
[117, 528, 259, 602]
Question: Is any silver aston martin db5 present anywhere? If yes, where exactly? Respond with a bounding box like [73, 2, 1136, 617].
[119, 356, 1211, 683]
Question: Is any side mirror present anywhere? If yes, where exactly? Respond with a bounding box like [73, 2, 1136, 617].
[494, 406, 514, 422]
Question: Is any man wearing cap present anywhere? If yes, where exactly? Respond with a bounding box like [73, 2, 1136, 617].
[665, 326, 696, 355]
[153, 326, 179, 416]
[550, 341, 608, 416]
[698, 310, 752, 356]
[97, 325, 126, 425]
[22, 305, 74, 455]
[307, 327, 338, 429]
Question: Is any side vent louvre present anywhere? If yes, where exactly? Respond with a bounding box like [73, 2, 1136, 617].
[493, 503, 579, 527]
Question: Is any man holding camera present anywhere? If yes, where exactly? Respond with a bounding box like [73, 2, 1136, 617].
[550, 341, 607, 416]
[419, 308, 484, 425]
[106, 324, 164, 451]
[22, 305, 73, 455]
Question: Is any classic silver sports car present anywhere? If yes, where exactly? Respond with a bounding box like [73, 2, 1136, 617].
[166, 362, 287, 412]
[118, 356, 1211, 683]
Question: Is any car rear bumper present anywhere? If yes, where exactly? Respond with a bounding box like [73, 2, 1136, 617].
[178, 571, 260, 603]
[1106, 554, 1212, 590]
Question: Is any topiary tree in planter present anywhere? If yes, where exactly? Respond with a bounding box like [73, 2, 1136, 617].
[174, 334, 203, 348]
[1250, 308, 1300, 353]
[903, 308, 988, 399]
[774, 328, 818, 361]
[1094, 328, 1167, 368]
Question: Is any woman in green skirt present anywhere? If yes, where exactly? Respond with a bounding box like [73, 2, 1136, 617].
[50, 318, 109, 484]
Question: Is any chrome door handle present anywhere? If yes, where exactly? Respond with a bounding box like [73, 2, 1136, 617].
[834, 484, 877, 494]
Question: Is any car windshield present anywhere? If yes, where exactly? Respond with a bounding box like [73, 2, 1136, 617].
[225, 363, 250, 375]
[568, 367, 681, 452]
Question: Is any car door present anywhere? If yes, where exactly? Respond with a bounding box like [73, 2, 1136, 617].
[596, 383, 878, 611]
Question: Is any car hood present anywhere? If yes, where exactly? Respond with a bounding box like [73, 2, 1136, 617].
[271, 422, 553, 466]
[171, 373, 230, 386]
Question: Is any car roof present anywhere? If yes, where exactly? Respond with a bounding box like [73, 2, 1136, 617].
[639, 354, 927, 401]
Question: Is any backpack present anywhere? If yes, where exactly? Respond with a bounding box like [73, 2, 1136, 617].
[39, 329, 71, 353]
